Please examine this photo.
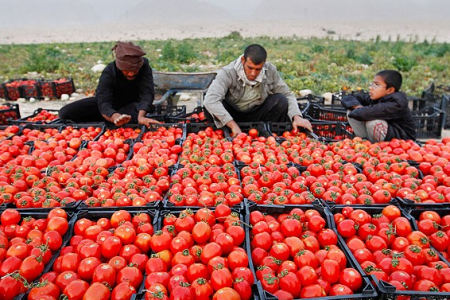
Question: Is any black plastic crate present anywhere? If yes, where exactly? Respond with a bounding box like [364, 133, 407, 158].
[20, 81, 41, 99]
[246, 203, 378, 300]
[165, 106, 207, 123]
[307, 103, 348, 123]
[40, 78, 76, 99]
[444, 93, 450, 129]
[139, 122, 185, 142]
[58, 123, 106, 141]
[4, 81, 22, 100]
[231, 121, 270, 139]
[0, 83, 6, 99]
[1, 200, 80, 212]
[267, 121, 319, 139]
[185, 122, 228, 138]
[413, 107, 444, 139]
[0, 103, 20, 124]
[9, 108, 60, 125]
[146, 105, 187, 122]
[54, 77, 76, 98]
[310, 120, 354, 142]
[78, 199, 161, 211]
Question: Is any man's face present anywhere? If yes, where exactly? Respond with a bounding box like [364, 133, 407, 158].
[241, 57, 264, 81]
[121, 69, 139, 80]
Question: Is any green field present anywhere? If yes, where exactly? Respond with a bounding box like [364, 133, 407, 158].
[1, 32, 449, 97]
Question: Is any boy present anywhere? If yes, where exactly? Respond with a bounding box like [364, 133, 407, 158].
[341, 70, 416, 142]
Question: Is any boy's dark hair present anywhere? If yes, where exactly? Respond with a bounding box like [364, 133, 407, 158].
[376, 70, 402, 92]
[243, 44, 267, 65]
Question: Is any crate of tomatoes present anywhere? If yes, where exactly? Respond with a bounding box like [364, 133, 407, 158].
[8, 108, 60, 125]
[246, 202, 378, 300]
[40, 78, 76, 99]
[134, 205, 260, 300]
[331, 204, 450, 300]
[0, 208, 76, 300]
[12, 209, 158, 300]
[0, 103, 21, 125]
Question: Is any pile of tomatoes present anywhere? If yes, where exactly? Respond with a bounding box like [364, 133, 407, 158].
[0, 105, 20, 125]
[335, 205, 450, 293]
[0, 208, 71, 300]
[249, 207, 364, 299]
[24, 110, 59, 123]
[24, 210, 154, 300]
[144, 205, 253, 300]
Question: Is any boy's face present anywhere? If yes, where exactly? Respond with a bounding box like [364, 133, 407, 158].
[369, 75, 395, 100]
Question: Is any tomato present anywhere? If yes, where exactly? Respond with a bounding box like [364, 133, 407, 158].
[170, 284, 194, 300]
[93, 263, 116, 287]
[78, 257, 101, 281]
[111, 282, 136, 300]
[28, 281, 59, 300]
[19, 255, 44, 282]
[300, 284, 326, 298]
[321, 259, 340, 284]
[62, 280, 89, 300]
[278, 270, 301, 297]
[212, 287, 241, 300]
[211, 268, 233, 291]
[1, 209, 21, 225]
[82, 282, 111, 300]
[191, 278, 214, 299]
[55, 271, 80, 293]
[117, 266, 143, 290]
[0, 275, 25, 300]
[339, 268, 363, 292]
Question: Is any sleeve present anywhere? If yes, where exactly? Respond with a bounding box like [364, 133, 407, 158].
[96, 65, 117, 118]
[137, 62, 155, 112]
[203, 68, 234, 128]
[348, 97, 407, 121]
[341, 93, 372, 109]
[269, 65, 302, 120]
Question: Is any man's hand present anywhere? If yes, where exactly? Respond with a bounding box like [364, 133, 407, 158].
[292, 115, 313, 132]
[112, 113, 131, 126]
[138, 116, 160, 127]
[226, 120, 242, 137]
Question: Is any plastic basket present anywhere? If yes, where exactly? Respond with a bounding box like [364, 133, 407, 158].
[4, 80, 22, 100]
[0, 103, 20, 124]
[164, 106, 207, 123]
[146, 105, 187, 122]
[0, 83, 6, 99]
[20, 81, 41, 99]
[307, 103, 348, 122]
[54, 77, 76, 98]
[9, 108, 60, 125]
[444, 93, 450, 129]
[413, 107, 444, 139]
[247, 203, 378, 300]
[40, 78, 76, 99]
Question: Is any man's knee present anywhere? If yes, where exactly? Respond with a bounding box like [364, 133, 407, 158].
[366, 120, 388, 142]
[58, 105, 70, 120]
[268, 94, 288, 109]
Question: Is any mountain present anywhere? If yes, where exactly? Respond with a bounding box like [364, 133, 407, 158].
[116, 0, 234, 23]
[0, 0, 101, 28]
[252, 0, 450, 21]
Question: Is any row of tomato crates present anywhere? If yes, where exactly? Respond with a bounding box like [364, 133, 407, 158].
[1, 105, 192, 126]
[6, 201, 450, 300]
[0, 78, 76, 101]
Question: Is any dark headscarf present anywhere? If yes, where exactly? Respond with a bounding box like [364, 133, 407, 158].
[112, 41, 146, 71]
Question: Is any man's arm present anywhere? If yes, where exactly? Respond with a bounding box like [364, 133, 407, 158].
[204, 68, 235, 128]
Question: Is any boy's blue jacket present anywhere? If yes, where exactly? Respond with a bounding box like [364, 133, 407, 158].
[341, 92, 416, 141]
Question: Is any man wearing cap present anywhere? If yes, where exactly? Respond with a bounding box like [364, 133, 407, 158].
[59, 41, 159, 127]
